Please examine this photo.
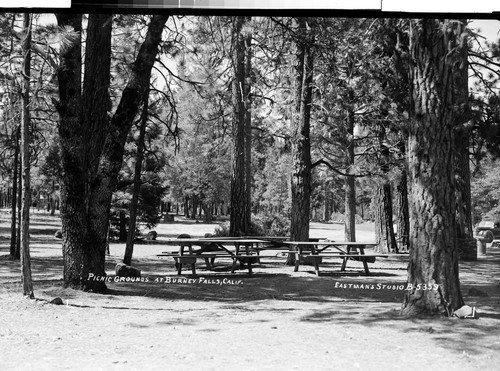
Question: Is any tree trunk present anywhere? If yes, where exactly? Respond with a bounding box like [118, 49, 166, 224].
[184, 196, 190, 218]
[10, 127, 19, 259]
[374, 181, 397, 253]
[119, 210, 127, 242]
[15, 160, 21, 259]
[20, 13, 34, 298]
[50, 179, 56, 216]
[124, 90, 149, 266]
[229, 16, 252, 237]
[455, 134, 476, 261]
[395, 168, 410, 253]
[56, 14, 167, 292]
[56, 13, 92, 291]
[453, 19, 476, 262]
[86, 15, 168, 291]
[244, 18, 252, 232]
[191, 195, 198, 219]
[202, 202, 213, 223]
[290, 18, 315, 246]
[344, 92, 356, 242]
[401, 19, 465, 317]
[374, 123, 397, 253]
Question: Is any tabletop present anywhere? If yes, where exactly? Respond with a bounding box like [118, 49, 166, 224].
[163, 238, 267, 245]
[284, 241, 377, 246]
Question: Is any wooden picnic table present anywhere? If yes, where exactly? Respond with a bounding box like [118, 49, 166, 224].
[284, 241, 386, 276]
[158, 238, 266, 275]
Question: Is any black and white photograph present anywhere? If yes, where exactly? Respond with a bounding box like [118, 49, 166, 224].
[0, 1, 499, 370]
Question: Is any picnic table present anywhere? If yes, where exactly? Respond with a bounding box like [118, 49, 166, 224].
[284, 241, 387, 276]
[157, 238, 266, 275]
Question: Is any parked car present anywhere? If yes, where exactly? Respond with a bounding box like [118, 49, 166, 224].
[474, 220, 500, 243]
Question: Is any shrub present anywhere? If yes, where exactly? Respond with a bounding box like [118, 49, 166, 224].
[212, 212, 290, 237]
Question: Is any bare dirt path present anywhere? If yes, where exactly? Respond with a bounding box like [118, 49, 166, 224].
[1, 210, 499, 370]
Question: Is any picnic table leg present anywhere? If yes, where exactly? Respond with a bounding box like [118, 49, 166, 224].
[176, 244, 193, 275]
[293, 249, 300, 272]
[362, 260, 370, 275]
[231, 243, 240, 273]
[359, 246, 370, 275]
[312, 245, 320, 275]
[176, 257, 183, 275]
[255, 242, 261, 264]
[245, 244, 252, 275]
[340, 246, 350, 272]
[176, 245, 184, 275]
[313, 258, 320, 276]
[203, 257, 212, 270]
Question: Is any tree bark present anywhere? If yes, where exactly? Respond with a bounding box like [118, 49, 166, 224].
[395, 168, 410, 253]
[119, 210, 127, 242]
[455, 134, 476, 261]
[56, 13, 90, 291]
[374, 181, 397, 253]
[20, 13, 34, 298]
[15, 159, 21, 259]
[244, 19, 252, 232]
[290, 18, 315, 245]
[56, 14, 167, 292]
[374, 124, 397, 253]
[184, 196, 190, 218]
[401, 19, 465, 316]
[230, 16, 252, 237]
[344, 90, 356, 242]
[124, 91, 150, 266]
[10, 126, 19, 259]
[452, 19, 476, 261]
[86, 15, 168, 292]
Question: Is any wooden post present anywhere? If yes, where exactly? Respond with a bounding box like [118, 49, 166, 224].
[476, 237, 487, 257]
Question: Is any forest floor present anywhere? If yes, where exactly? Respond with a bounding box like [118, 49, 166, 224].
[0, 209, 499, 371]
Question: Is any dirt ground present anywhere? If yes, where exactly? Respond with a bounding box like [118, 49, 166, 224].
[1, 210, 499, 371]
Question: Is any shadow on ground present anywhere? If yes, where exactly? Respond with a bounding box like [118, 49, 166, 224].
[1, 209, 500, 362]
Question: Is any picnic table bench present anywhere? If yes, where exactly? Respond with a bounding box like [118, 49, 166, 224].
[284, 241, 388, 276]
[157, 238, 265, 275]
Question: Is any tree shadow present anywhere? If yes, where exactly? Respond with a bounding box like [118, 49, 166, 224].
[2, 246, 499, 361]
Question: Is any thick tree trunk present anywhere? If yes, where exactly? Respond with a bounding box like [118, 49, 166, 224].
[20, 13, 34, 298]
[56, 14, 167, 292]
[401, 19, 465, 316]
[244, 20, 252, 232]
[87, 15, 168, 288]
[290, 18, 314, 245]
[230, 16, 252, 237]
[374, 181, 397, 253]
[56, 13, 92, 291]
[56, 14, 113, 292]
